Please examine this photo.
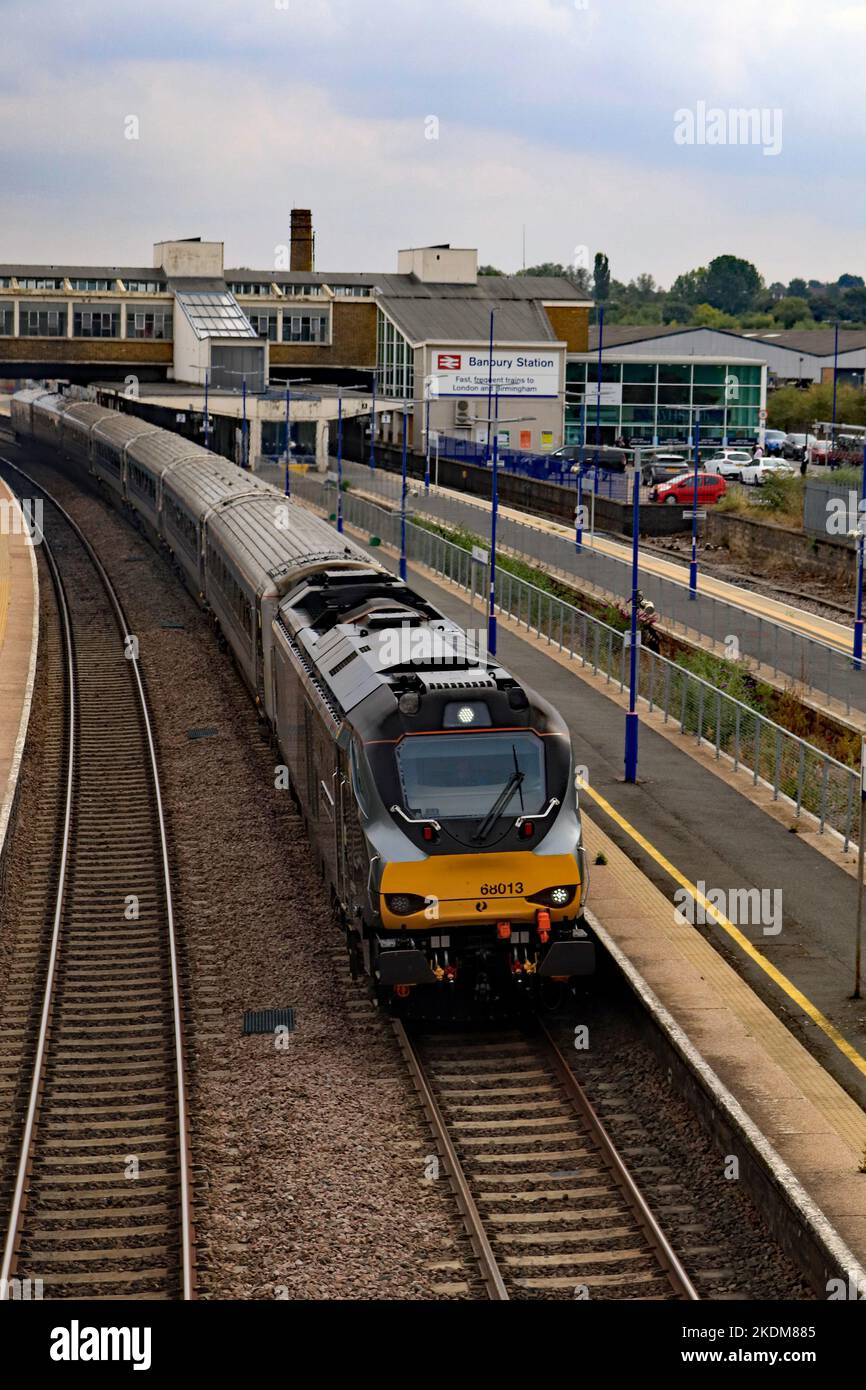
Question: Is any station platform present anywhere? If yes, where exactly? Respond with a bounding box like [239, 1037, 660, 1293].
[0, 477, 39, 866]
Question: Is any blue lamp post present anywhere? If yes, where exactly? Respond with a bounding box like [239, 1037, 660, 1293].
[488, 391, 500, 656]
[575, 398, 586, 552]
[284, 385, 292, 498]
[485, 310, 495, 467]
[855, 438, 866, 670]
[424, 387, 432, 496]
[399, 407, 408, 581]
[689, 413, 700, 598]
[204, 370, 210, 450]
[831, 321, 840, 449]
[624, 451, 642, 782]
[336, 391, 344, 534]
[241, 377, 248, 469]
[369, 374, 377, 472]
[594, 303, 604, 491]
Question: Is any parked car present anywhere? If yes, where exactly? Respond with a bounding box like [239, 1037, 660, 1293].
[763, 429, 788, 456]
[641, 452, 688, 484]
[547, 445, 630, 474]
[703, 449, 754, 481]
[651, 472, 727, 506]
[782, 433, 817, 462]
[739, 458, 796, 486]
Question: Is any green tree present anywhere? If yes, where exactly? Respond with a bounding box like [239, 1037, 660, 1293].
[690, 302, 740, 329]
[841, 286, 866, 322]
[478, 264, 504, 276]
[838, 273, 864, 288]
[670, 267, 708, 303]
[703, 254, 763, 316]
[787, 277, 808, 298]
[593, 251, 611, 302]
[773, 296, 813, 328]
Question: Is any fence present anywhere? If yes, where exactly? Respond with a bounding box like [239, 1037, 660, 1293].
[331, 459, 865, 717]
[804, 477, 860, 545]
[293, 472, 860, 847]
[434, 433, 630, 497]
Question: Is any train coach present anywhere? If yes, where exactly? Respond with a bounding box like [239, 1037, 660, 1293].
[12, 388, 593, 1016]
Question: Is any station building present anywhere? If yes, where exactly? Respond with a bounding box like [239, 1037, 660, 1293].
[0, 213, 592, 465]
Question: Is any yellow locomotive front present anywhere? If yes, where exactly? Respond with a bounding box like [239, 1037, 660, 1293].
[357, 682, 593, 1016]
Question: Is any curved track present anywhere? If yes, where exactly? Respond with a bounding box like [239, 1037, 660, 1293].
[0, 463, 194, 1300]
[395, 1021, 698, 1301]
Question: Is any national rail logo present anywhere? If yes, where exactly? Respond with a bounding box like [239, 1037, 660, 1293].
[437, 353, 461, 371]
[49, 1320, 152, 1371]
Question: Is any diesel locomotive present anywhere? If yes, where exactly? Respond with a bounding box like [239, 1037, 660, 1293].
[11, 388, 593, 1014]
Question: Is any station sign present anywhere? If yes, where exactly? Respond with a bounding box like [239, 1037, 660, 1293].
[682, 509, 707, 520]
[430, 347, 560, 398]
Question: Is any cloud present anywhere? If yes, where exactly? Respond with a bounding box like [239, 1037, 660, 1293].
[0, 0, 864, 285]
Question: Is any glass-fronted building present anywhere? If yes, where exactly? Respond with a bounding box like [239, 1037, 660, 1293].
[565, 356, 766, 447]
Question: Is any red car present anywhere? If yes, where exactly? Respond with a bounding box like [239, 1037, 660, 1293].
[652, 472, 727, 506]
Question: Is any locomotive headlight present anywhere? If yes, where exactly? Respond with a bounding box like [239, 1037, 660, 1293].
[457, 705, 475, 724]
[385, 893, 426, 917]
[528, 885, 577, 908]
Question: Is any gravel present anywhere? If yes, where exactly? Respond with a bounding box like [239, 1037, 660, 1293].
[6, 456, 469, 1300]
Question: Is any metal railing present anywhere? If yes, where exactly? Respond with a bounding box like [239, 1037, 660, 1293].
[294, 470, 860, 848]
[332, 458, 864, 718]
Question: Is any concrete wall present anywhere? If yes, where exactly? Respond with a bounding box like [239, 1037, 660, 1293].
[396, 247, 477, 283]
[153, 240, 223, 277]
[706, 508, 856, 588]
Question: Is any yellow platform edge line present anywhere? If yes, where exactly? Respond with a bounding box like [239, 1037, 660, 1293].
[578, 778, 866, 1081]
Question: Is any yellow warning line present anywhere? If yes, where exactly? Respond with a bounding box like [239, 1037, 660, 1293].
[578, 778, 866, 1080]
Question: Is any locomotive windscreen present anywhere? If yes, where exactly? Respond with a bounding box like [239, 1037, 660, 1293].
[395, 731, 546, 820]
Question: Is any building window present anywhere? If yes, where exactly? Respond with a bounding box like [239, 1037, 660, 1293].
[281, 312, 329, 343]
[16, 277, 65, 290]
[125, 280, 163, 293]
[0, 278, 11, 289]
[127, 309, 173, 340]
[332, 284, 372, 297]
[0, 304, 13, 335]
[249, 312, 277, 341]
[69, 278, 114, 291]
[228, 282, 272, 296]
[375, 307, 413, 401]
[74, 308, 120, 338]
[19, 305, 66, 336]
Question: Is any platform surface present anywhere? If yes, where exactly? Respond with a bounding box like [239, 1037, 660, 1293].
[0, 476, 38, 862]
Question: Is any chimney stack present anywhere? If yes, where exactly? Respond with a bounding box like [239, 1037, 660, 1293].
[290, 209, 314, 273]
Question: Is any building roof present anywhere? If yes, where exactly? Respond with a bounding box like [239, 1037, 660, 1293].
[745, 328, 866, 354]
[174, 290, 257, 340]
[379, 294, 558, 344]
[587, 322, 866, 359]
[0, 265, 166, 281]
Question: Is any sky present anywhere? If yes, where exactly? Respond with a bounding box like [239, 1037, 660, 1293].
[0, 0, 863, 288]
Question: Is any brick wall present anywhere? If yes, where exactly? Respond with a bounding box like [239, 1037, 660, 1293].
[0, 338, 173, 365]
[270, 301, 377, 369]
[544, 305, 590, 352]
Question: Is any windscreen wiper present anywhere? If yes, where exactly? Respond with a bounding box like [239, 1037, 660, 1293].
[474, 746, 525, 843]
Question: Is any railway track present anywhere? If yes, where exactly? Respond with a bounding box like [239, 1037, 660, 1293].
[395, 1021, 698, 1301]
[0, 463, 194, 1300]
